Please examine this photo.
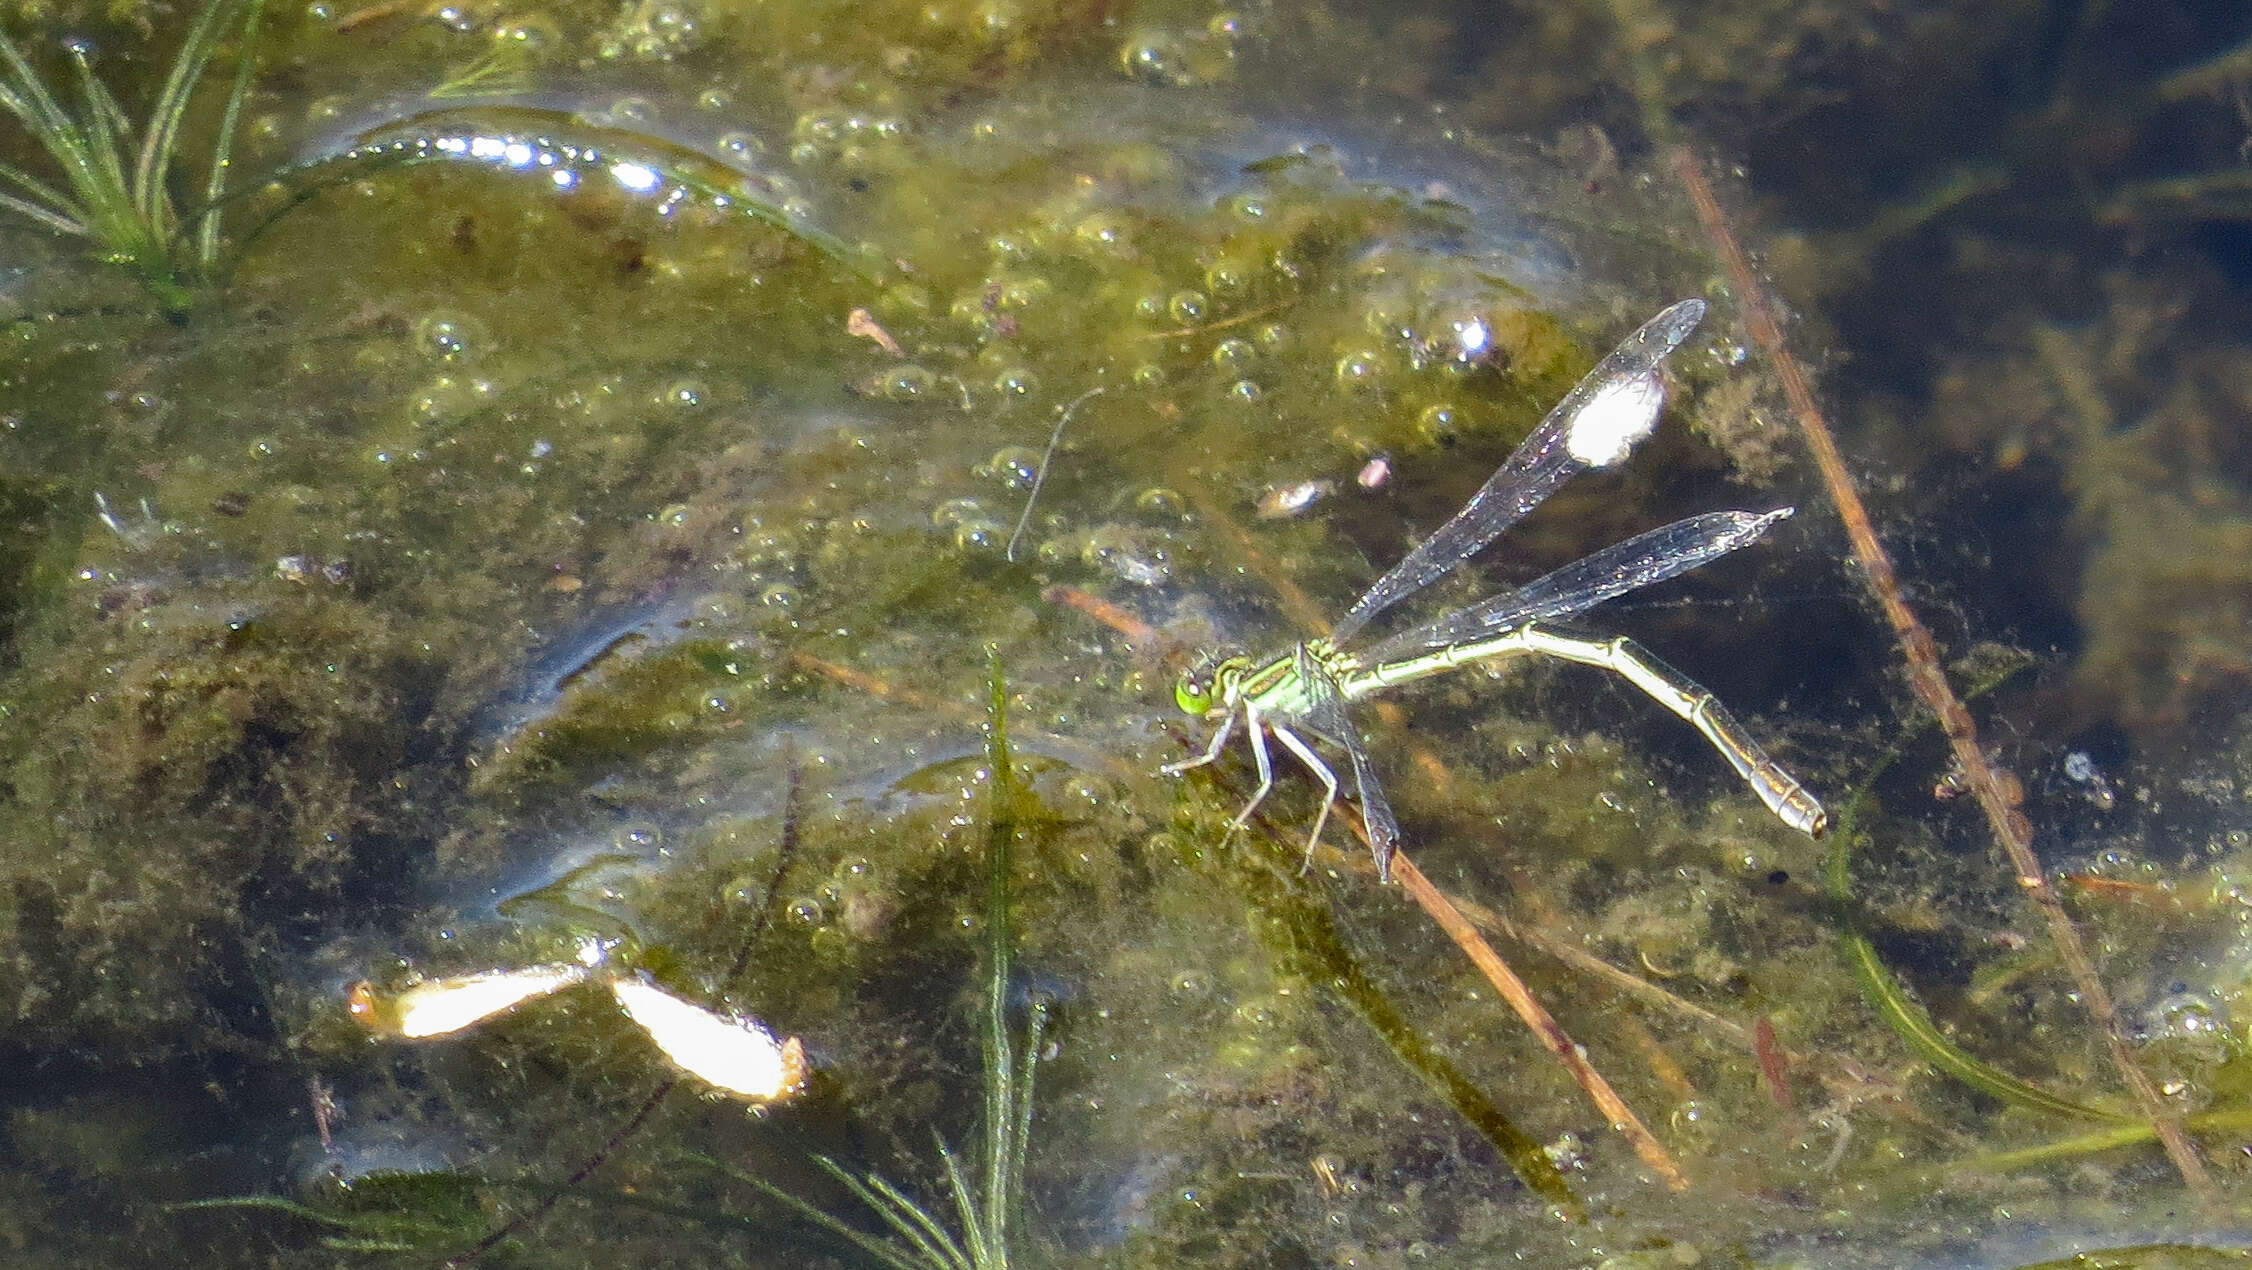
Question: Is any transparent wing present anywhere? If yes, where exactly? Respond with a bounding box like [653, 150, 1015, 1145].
[1291, 647, 1402, 872]
[1363, 508, 1793, 661]
[1328, 299, 1707, 647]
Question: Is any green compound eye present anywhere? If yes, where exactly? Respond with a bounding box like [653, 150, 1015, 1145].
[1174, 673, 1215, 715]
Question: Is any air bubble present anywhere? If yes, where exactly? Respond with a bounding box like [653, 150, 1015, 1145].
[1210, 338, 1256, 374]
[414, 312, 482, 363]
[1334, 350, 1387, 392]
[1221, 192, 1265, 220]
[1133, 487, 1187, 517]
[605, 96, 656, 126]
[878, 364, 937, 402]
[1119, 30, 1191, 85]
[657, 378, 709, 409]
[1204, 257, 1250, 296]
[1074, 214, 1130, 251]
[982, 446, 1044, 489]
[954, 520, 1006, 551]
[716, 131, 764, 160]
[1417, 403, 1464, 444]
[492, 14, 559, 46]
[932, 497, 985, 528]
[1166, 290, 1207, 325]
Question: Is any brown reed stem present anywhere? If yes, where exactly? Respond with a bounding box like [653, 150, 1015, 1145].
[1390, 847, 1690, 1191]
[1667, 146, 2214, 1205]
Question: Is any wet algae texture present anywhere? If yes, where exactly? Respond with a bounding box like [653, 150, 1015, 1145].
[0, 0, 2246, 1265]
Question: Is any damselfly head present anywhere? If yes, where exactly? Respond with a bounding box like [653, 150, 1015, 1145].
[1175, 648, 1249, 715]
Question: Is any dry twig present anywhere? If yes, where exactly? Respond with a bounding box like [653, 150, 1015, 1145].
[1667, 147, 2214, 1205]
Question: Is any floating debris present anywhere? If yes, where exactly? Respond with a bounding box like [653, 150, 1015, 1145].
[609, 975, 809, 1102]
[1255, 477, 1335, 520]
[348, 950, 808, 1103]
[347, 964, 590, 1039]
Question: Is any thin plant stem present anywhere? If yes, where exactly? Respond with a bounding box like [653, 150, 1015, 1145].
[1388, 847, 1690, 1191]
[199, 0, 266, 266]
[1665, 144, 2216, 1207]
[1006, 385, 1103, 562]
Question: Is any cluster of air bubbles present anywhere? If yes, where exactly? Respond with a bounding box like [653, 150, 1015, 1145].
[932, 497, 1007, 553]
[594, 0, 705, 60]
[855, 364, 941, 403]
[976, 446, 1044, 490]
[788, 110, 909, 167]
[1116, 12, 1244, 87]
[490, 13, 560, 48]
[584, 96, 657, 128]
[430, 1, 486, 34]
[407, 375, 499, 427]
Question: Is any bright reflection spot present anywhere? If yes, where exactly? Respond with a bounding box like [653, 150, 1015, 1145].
[610, 161, 660, 193]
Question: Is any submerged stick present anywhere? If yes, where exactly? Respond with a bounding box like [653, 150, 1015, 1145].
[1667, 147, 2215, 1205]
[1388, 846, 1690, 1192]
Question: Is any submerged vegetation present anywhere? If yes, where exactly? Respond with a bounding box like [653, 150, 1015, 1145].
[0, 0, 264, 309]
[0, 0, 2249, 1265]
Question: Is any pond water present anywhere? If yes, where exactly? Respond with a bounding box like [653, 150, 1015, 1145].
[1, 0, 2249, 1266]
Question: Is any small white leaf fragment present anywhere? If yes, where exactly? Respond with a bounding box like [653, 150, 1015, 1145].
[609, 975, 809, 1102]
[349, 964, 589, 1039]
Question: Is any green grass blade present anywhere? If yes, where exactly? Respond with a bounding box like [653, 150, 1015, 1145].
[261, 106, 877, 275]
[0, 25, 84, 149]
[197, 0, 263, 265]
[0, 37, 112, 213]
[1837, 917, 2127, 1121]
[935, 1139, 990, 1270]
[136, 0, 234, 223]
[1006, 997, 1048, 1246]
[67, 51, 141, 242]
[0, 159, 92, 233]
[1195, 810, 1584, 1215]
[676, 1151, 938, 1270]
[854, 1165, 973, 1270]
[979, 646, 1019, 1260]
[1824, 703, 2130, 1124]
[0, 188, 88, 235]
[1955, 1105, 2252, 1174]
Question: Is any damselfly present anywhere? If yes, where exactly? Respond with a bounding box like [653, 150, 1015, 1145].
[1167, 299, 1827, 878]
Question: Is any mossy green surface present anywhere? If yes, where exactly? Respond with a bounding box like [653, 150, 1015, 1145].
[0, 0, 2247, 1266]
